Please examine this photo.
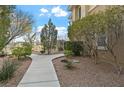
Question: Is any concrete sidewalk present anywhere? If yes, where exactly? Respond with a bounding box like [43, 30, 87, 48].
[18, 54, 64, 87]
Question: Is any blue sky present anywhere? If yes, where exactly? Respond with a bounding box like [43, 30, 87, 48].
[16, 5, 69, 41]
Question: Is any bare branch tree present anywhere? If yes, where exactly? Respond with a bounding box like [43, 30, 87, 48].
[5, 10, 34, 46]
[23, 32, 36, 45]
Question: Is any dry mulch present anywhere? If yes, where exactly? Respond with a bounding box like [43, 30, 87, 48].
[0, 57, 32, 87]
[53, 56, 124, 87]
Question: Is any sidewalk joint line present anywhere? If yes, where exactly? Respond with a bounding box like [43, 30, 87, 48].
[20, 80, 59, 85]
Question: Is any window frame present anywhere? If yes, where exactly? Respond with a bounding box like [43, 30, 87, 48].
[78, 6, 81, 19]
[97, 33, 108, 50]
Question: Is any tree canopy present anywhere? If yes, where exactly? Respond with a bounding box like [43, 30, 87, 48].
[0, 5, 34, 52]
[0, 6, 15, 51]
[68, 6, 124, 73]
[40, 19, 58, 54]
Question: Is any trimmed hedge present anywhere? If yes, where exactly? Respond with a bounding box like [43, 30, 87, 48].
[64, 41, 84, 56]
[64, 50, 74, 57]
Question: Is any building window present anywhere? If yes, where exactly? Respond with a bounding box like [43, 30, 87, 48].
[97, 33, 107, 50]
[97, 35, 106, 46]
[78, 7, 81, 19]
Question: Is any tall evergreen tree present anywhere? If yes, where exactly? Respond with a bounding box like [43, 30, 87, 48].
[40, 19, 58, 54]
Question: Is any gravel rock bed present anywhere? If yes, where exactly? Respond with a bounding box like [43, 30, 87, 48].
[0, 57, 32, 87]
[53, 56, 124, 87]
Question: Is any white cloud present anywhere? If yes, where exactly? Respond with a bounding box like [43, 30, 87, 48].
[48, 13, 51, 17]
[39, 13, 44, 16]
[56, 26, 66, 32]
[40, 8, 48, 13]
[56, 26, 68, 40]
[39, 6, 68, 17]
[36, 25, 44, 32]
[32, 25, 44, 42]
[51, 6, 68, 17]
[39, 8, 49, 16]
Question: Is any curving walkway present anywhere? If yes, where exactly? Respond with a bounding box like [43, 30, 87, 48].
[18, 54, 64, 87]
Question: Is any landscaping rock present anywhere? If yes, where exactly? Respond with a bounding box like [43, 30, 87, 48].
[72, 59, 80, 63]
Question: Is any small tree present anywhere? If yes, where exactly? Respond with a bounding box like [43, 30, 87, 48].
[103, 6, 124, 75]
[68, 6, 124, 74]
[40, 19, 58, 54]
[68, 14, 100, 63]
[40, 24, 48, 53]
[0, 6, 34, 52]
[0, 6, 15, 51]
[5, 9, 34, 48]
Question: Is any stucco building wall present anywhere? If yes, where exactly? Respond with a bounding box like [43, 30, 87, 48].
[69, 5, 124, 64]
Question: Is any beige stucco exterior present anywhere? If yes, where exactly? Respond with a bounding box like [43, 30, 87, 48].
[69, 5, 87, 22]
[69, 5, 124, 64]
[69, 5, 113, 22]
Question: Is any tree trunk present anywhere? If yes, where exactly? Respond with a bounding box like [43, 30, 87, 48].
[43, 45, 46, 53]
[90, 48, 98, 64]
[113, 55, 122, 76]
[48, 48, 50, 55]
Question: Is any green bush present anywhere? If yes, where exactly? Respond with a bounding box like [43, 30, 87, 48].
[0, 51, 6, 57]
[64, 50, 74, 57]
[0, 61, 16, 81]
[12, 47, 24, 59]
[72, 42, 84, 56]
[12, 43, 32, 59]
[23, 43, 32, 56]
[64, 41, 84, 56]
[64, 60, 73, 69]
[64, 41, 73, 50]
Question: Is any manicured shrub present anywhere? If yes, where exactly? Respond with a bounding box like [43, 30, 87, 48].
[72, 42, 84, 56]
[12, 43, 32, 59]
[64, 41, 73, 51]
[0, 61, 16, 81]
[64, 41, 84, 56]
[64, 50, 74, 57]
[23, 43, 32, 57]
[12, 47, 24, 59]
